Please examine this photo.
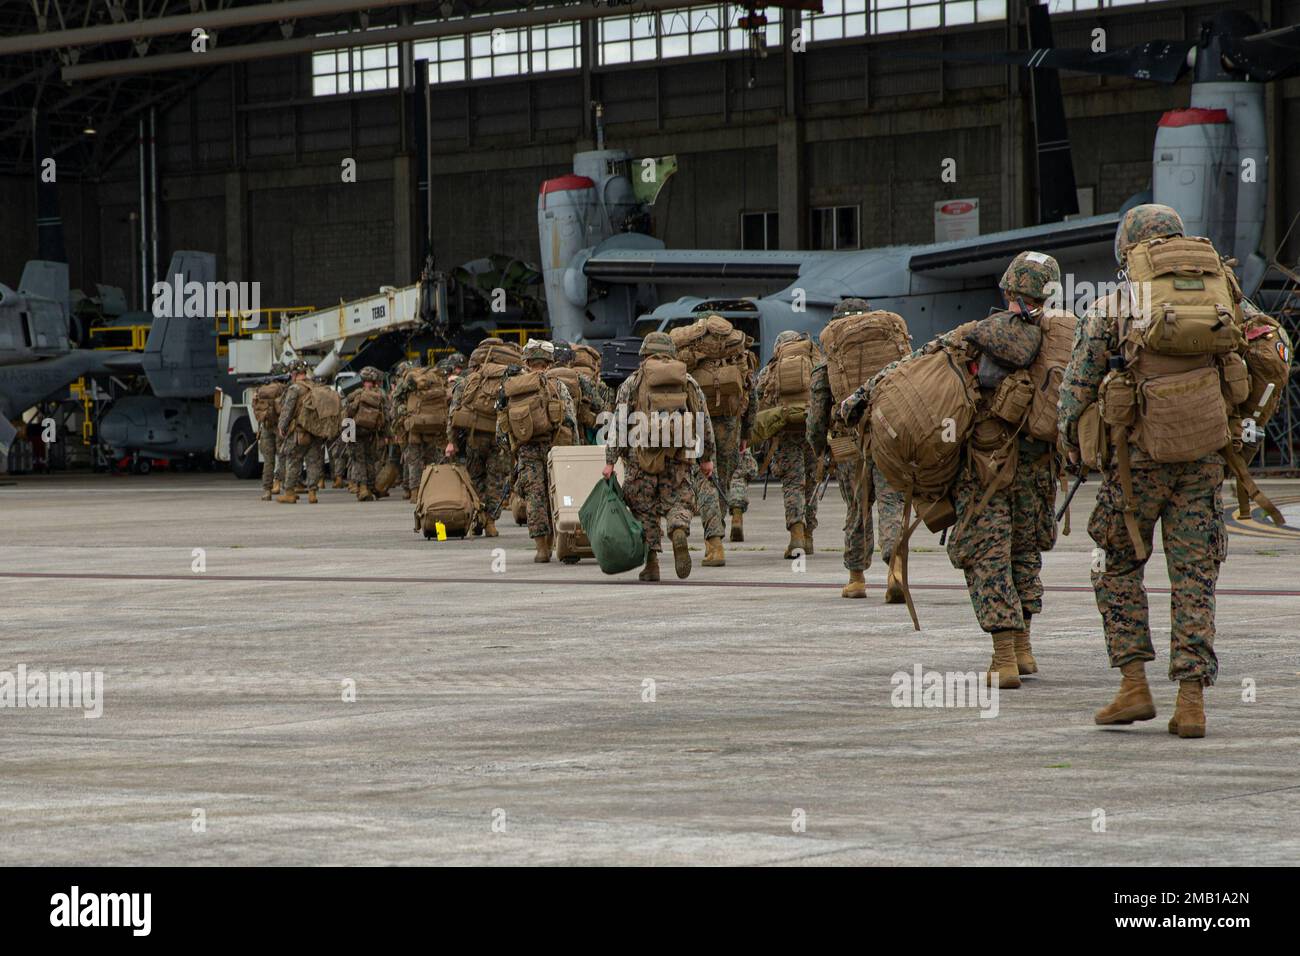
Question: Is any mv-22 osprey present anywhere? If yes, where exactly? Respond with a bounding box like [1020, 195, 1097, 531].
[536, 7, 1299, 362]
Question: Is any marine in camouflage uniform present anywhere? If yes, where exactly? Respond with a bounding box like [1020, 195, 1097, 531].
[756, 330, 820, 559]
[391, 360, 445, 493]
[344, 366, 388, 500]
[257, 365, 286, 500]
[496, 339, 577, 561]
[603, 332, 716, 581]
[842, 254, 1065, 687]
[553, 340, 607, 445]
[1059, 204, 1224, 739]
[728, 446, 757, 516]
[447, 342, 512, 536]
[806, 299, 907, 600]
[276, 361, 323, 504]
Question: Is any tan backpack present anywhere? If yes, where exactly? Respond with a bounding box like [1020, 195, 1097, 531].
[503, 370, 564, 444]
[405, 367, 449, 437]
[671, 315, 750, 418]
[571, 344, 602, 377]
[451, 344, 520, 438]
[632, 356, 692, 474]
[760, 337, 817, 416]
[348, 387, 385, 432]
[819, 310, 911, 405]
[252, 381, 285, 427]
[547, 366, 594, 435]
[295, 382, 343, 439]
[1023, 309, 1078, 442]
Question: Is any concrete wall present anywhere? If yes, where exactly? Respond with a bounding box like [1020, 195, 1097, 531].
[49, 0, 1298, 312]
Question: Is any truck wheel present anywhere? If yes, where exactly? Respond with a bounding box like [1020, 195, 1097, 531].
[229, 419, 261, 480]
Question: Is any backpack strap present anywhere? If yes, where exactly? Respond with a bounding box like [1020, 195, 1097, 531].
[1112, 426, 1149, 561]
[893, 488, 923, 632]
[1222, 443, 1285, 525]
[950, 419, 1025, 546]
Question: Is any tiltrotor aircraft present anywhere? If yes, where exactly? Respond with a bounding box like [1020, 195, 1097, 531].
[537, 6, 1299, 361]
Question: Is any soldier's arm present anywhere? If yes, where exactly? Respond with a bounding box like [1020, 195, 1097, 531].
[277, 386, 298, 434]
[739, 370, 757, 441]
[556, 382, 578, 432]
[806, 363, 832, 455]
[605, 378, 634, 466]
[1057, 310, 1115, 454]
[688, 379, 716, 464]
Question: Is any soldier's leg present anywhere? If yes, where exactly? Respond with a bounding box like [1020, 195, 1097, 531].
[259, 428, 277, 492]
[280, 440, 306, 499]
[1161, 462, 1224, 686]
[348, 437, 370, 486]
[305, 440, 325, 489]
[521, 445, 552, 539]
[692, 465, 726, 540]
[1010, 456, 1057, 619]
[948, 473, 1022, 633]
[728, 467, 749, 512]
[1088, 468, 1165, 668]
[665, 460, 696, 540]
[775, 436, 807, 529]
[402, 442, 420, 491]
[464, 442, 487, 500]
[873, 465, 905, 564]
[622, 463, 664, 553]
[484, 442, 511, 521]
[838, 461, 867, 571]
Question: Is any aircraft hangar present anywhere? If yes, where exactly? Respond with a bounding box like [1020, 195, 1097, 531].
[2, 0, 1300, 888]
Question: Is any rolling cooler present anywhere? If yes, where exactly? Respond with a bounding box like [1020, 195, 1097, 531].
[548, 445, 623, 563]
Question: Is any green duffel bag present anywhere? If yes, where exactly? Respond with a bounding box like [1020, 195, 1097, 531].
[578, 475, 646, 575]
[750, 403, 808, 443]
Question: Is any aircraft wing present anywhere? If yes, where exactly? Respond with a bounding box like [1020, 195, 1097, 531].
[582, 248, 807, 284]
[907, 213, 1122, 280]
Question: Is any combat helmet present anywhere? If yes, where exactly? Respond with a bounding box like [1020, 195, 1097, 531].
[360, 366, 384, 383]
[552, 339, 575, 366]
[832, 297, 872, 320]
[288, 359, 310, 374]
[522, 338, 555, 364]
[639, 331, 676, 357]
[774, 329, 805, 347]
[1000, 251, 1061, 303]
[1114, 203, 1184, 265]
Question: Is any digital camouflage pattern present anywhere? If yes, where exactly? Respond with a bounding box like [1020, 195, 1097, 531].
[497, 374, 577, 539]
[755, 355, 818, 531]
[945, 447, 1057, 632]
[691, 367, 754, 539]
[831, 297, 872, 319]
[402, 437, 444, 489]
[729, 446, 757, 511]
[447, 374, 511, 519]
[1059, 259, 1225, 686]
[1086, 461, 1224, 683]
[1113, 202, 1184, 264]
[344, 386, 387, 488]
[607, 366, 716, 553]
[807, 362, 904, 570]
[998, 251, 1061, 302]
[329, 434, 352, 482]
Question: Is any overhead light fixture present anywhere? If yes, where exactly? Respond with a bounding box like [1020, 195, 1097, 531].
[83, 116, 96, 135]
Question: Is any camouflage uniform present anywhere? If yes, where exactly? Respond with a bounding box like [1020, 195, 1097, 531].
[1059, 204, 1224, 688]
[277, 376, 325, 497]
[607, 337, 716, 573]
[807, 361, 904, 571]
[328, 434, 352, 485]
[391, 367, 445, 488]
[344, 370, 387, 492]
[729, 446, 757, 512]
[690, 371, 755, 542]
[448, 374, 512, 522]
[497, 341, 577, 542]
[755, 343, 820, 537]
[258, 418, 280, 493]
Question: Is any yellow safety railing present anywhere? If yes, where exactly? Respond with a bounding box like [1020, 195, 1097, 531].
[88, 325, 150, 351]
[70, 377, 93, 445]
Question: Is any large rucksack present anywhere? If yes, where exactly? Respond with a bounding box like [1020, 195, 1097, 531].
[571, 344, 602, 378]
[819, 310, 911, 404]
[759, 337, 817, 429]
[632, 356, 692, 474]
[503, 370, 564, 445]
[348, 388, 385, 432]
[867, 343, 980, 629]
[547, 366, 593, 435]
[451, 343, 520, 439]
[404, 367, 449, 437]
[295, 382, 343, 439]
[1024, 309, 1077, 442]
[1229, 307, 1292, 518]
[413, 463, 481, 538]
[252, 381, 285, 427]
[671, 315, 750, 418]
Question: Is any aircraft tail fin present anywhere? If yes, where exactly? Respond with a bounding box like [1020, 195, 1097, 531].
[1027, 3, 1080, 224]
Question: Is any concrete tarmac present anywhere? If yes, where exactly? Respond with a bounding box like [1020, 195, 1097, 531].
[1, 472, 1298, 866]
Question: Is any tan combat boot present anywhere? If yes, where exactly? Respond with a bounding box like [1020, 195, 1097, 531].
[307, 489, 318, 504]
[271, 480, 281, 495]
[884, 557, 905, 604]
[1094, 660, 1156, 725]
[730, 507, 744, 542]
[985, 632, 1022, 689]
[260, 490, 273, 502]
[784, 522, 806, 559]
[332, 476, 345, 489]
[1168, 680, 1206, 738]
[348, 482, 358, 494]
[841, 569, 867, 599]
[639, 550, 661, 582]
[702, 537, 725, 567]
[357, 484, 374, 502]
[804, 530, 814, 555]
[276, 491, 298, 504]
[484, 518, 499, 537]
[317, 478, 326, 490]
[670, 528, 691, 579]
[1014, 628, 1038, 676]
[534, 535, 551, 563]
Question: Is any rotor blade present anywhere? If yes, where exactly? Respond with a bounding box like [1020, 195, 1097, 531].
[1221, 24, 1300, 82]
[879, 40, 1194, 84]
[1025, 3, 1078, 224]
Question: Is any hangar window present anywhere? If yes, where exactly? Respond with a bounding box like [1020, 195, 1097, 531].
[811, 205, 860, 250]
[597, 6, 782, 66]
[804, 0, 1006, 40]
[741, 211, 780, 250]
[311, 37, 399, 95]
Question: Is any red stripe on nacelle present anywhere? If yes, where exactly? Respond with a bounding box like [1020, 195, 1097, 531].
[1158, 108, 1230, 128]
[539, 174, 595, 196]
